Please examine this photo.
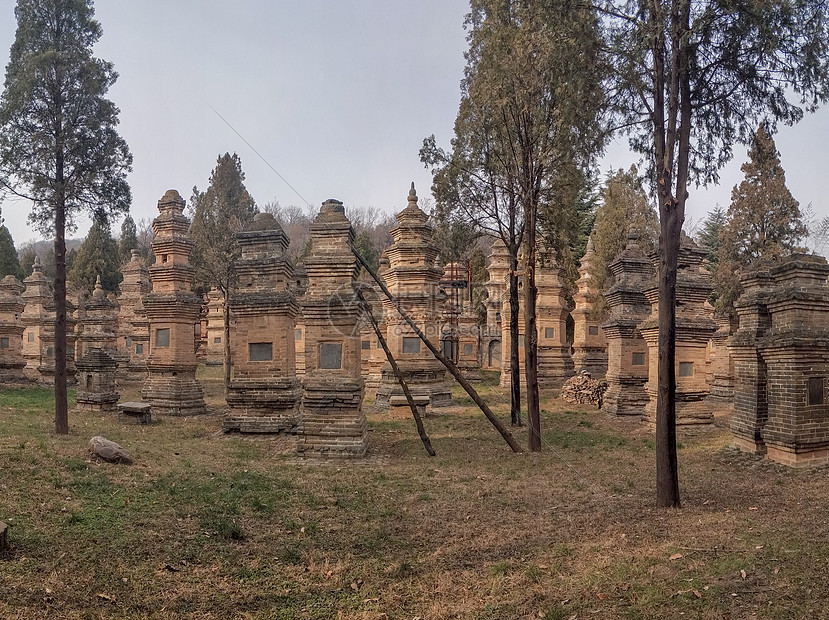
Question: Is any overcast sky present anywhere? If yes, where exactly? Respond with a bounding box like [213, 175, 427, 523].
[0, 0, 827, 248]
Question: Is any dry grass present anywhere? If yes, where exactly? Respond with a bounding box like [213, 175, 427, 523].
[2, 372, 829, 619]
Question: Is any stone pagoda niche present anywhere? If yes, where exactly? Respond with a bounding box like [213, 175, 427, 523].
[374, 184, 451, 409]
[0, 275, 27, 383]
[141, 189, 206, 416]
[204, 287, 224, 366]
[571, 237, 608, 376]
[639, 233, 719, 428]
[224, 213, 300, 433]
[731, 254, 829, 466]
[535, 251, 575, 387]
[482, 239, 507, 370]
[75, 276, 118, 362]
[21, 257, 76, 383]
[75, 347, 119, 412]
[601, 230, 654, 416]
[296, 199, 367, 456]
[116, 249, 151, 381]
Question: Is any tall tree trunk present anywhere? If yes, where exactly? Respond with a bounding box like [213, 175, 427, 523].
[655, 195, 681, 507]
[223, 294, 231, 391]
[54, 197, 68, 435]
[524, 208, 541, 452]
[508, 250, 523, 427]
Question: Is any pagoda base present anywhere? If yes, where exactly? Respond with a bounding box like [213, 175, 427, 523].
[142, 370, 206, 416]
[602, 379, 648, 417]
[75, 392, 120, 412]
[374, 365, 452, 409]
[224, 379, 300, 433]
[296, 377, 367, 457]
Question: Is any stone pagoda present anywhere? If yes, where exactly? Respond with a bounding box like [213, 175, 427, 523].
[535, 251, 575, 387]
[21, 257, 75, 383]
[141, 189, 206, 416]
[500, 246, 526, 388]
[0, 275, 27, 383]
[601, 230, 654, 416]
[296, 199, 367, 457]
[729, 261, 773, 454]
[224, 213, 300, 433]
[456, 301, 481, 379]
[75, 347, 119, 412]
[375, 184, 451, 408]
[571, 237, 608, 376]
[116, 249, 151, 381]
[204, 287, 225, 366]
[75, 276, 118, 361]
[638, 234, 719, 428]
[706, 315, 735, 413]
[482, 239, 508, 370]
[731, 254, 829, 466]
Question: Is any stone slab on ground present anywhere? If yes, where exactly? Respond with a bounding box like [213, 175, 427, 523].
[117, 401, 152, 425]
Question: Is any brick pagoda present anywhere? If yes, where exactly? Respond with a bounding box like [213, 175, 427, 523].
[296, 199, 367, 456]
[571, 237, 608, 376]
[224, 213, 300, 433]
[601, 230, 653, 416]
[0, 275, 27, 383]
[141, 189, 206, 416]
[639, 234, 718, 428]
[375, 184, 451, 408]
[116, 249, 151, 381]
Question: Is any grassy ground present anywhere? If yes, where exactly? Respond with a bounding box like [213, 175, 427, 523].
[2, 372, 829, 619]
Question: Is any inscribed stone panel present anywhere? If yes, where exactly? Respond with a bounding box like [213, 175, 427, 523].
[403, 337, 421, 354]
[320, 342, 343, 369]
[155, 328, 170, 347]
[249, 342, 273, 362]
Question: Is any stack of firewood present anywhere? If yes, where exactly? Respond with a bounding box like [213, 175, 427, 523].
[560, 371, 607, 409]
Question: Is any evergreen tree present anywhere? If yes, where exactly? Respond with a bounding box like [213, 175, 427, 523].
[118, 214, 138, 264]
[588, 166, 659, 314]
[68, 216, 121, 293]
[19, 243, 35, 276]
[0, 223, 24, 279]
[0, 0, 132, 434]
[697, 205, 726, 270]
[715, 125, 807, 315]
[189, 152, 257, 387]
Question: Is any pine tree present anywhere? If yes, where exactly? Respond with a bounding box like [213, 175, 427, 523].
[0, 223, 24, 280]
[68, 216, 121, 293]
[588, 166, 659, 314]
[697, 205, 726, 270]
[0, 0, 132, 434]
[715, 125, 807, 315]
[118, 214, 138, 264]
[189, 152, 257, 387]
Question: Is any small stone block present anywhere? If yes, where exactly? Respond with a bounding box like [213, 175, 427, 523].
[117, 401, 152, 425]
[0, 521, 7, 551]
